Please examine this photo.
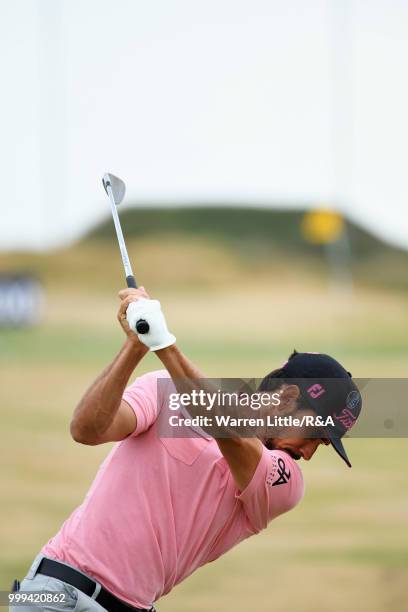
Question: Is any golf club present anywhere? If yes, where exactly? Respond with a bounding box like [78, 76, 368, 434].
[102, 173, 149, 334]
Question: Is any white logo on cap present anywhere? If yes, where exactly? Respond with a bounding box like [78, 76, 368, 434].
[346, 390, 360, 411]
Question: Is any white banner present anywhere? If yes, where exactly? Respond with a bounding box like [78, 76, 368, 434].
[1, 0, 407, 250]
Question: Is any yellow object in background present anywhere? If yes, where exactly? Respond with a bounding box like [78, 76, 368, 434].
[301, 209, 345, 244]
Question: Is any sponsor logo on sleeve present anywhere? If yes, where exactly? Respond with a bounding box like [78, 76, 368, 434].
[266, 457, 291, 487]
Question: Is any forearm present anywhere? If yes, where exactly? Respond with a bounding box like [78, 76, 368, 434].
[156, 344, 233, 430]
[70, 339, 148, 439]
[156, 344, 205, 380]
[156, 344, 262, 490]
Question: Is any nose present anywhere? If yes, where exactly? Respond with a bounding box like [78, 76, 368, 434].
[302, 439, 321, 461]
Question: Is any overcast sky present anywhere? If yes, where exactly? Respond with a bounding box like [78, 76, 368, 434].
[1, 0, 407, 250]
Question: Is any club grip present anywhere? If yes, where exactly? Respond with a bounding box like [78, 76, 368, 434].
[126, 275, 137, 288]
[135, 319, 150, 334]
[125, 275, 150, 334]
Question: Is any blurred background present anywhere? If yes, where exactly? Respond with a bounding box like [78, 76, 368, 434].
[1, 1, 407, 610]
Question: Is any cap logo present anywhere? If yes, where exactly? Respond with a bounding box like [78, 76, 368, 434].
[334, 408, 357, 430]
[346, 390, 360, 411]
[307, 383, 326, 399]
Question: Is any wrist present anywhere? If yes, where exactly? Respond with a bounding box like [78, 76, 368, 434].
[156, 344, 179, 357]
[124, 336, 149, 356]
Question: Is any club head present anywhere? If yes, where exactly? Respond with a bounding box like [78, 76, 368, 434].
[102, 173, 126, 205]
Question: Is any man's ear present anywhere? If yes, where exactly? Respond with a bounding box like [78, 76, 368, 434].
[277, 384, 300, 414]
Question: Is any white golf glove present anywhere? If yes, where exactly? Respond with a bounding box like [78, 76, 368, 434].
[126, 298, 176, 351]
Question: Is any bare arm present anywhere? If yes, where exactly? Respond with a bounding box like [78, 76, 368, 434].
[70, 288, 149, 445]
[156, 345, 263, 491]
[70, 339, 148, 445]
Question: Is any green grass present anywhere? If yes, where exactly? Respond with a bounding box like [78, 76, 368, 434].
[0, 235, 407, 611]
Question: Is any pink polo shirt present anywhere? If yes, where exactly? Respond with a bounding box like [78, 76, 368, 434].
[41, 371, 304, 609]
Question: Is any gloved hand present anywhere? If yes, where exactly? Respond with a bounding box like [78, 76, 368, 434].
[126, 298, 176, 351]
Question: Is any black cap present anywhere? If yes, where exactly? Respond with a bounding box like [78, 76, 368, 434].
[279, 351, 362, 467]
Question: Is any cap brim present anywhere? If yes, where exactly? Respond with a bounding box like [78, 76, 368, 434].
[330, 436, 352, 468]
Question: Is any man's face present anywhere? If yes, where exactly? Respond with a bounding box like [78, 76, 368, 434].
[265, 407, 331, 461]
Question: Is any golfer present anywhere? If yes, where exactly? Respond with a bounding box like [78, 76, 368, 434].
[13, 288, 361, 612]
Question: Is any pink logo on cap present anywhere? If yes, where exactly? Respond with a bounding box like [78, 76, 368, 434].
[307, 383, 325, 399]
[334, 408, 357, 430]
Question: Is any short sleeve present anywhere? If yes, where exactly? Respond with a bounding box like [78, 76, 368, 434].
[122, 370, 171, 436]
[236, 447, 304, 534]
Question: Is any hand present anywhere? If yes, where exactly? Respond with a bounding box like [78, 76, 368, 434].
[117, 287, 150, 344]
[126, 298, 176, 351]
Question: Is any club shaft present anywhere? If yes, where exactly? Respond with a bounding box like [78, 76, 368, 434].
[106, 183, 134, 279]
